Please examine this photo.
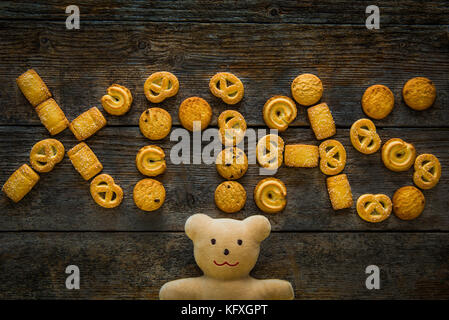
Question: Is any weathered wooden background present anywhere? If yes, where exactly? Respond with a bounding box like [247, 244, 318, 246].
[0, 1, 448, 299]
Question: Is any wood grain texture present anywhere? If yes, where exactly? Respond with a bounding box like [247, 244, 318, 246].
[1, 126, 447, 232]
[0, 232, 447, 299]
[0, 0, 448, 25]
[0, 21, 447, 127]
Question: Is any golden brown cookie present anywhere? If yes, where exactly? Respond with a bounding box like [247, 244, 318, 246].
[403, 77, 436, 111]
[16, 69, 52, 107]
[136, 145, 167, 177]
[350, 118, 381, 154]
[326, 174, 353, 210]
[356, 194, 392, 223]
[393, 186, 425, 220]
[144, 71, 179, 103]
[263, 96, 297, 132]
[381, 138, 416, 172]
[139, 108, 172, 140]
[284, 144, 319, 168]
[214, 181, 247, 213]
[69, 107, 107, 141]
[35, 99, 69, 135]
[413, 154, 441, 190]
[217, 110, 247, 146]
[67, 142, 103, 180]
[101, 84, 133, 116]
[178, 97, 212, 131]
[209, 72, 244, 105]
[2, 164, 39, 203]
[90, 174, 123, 208]
[319, 139, 346, 175]
[29, 138, 65, 173]
[256, 134, 284, 170]
[291, 73, 323, 106]
[254, 177, 287, 214]
[307, 103, 336, 140]
[362, 84, 394, 120]
[133, 178, 166, 212]
[215, 147, 248, 180]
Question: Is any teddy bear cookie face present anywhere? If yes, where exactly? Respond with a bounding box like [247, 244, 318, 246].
[186, 214, 271, 281]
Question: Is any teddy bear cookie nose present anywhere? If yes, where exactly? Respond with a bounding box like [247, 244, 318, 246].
[223, 249, 229, 255]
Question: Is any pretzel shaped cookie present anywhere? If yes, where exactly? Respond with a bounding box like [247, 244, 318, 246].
[101, 84, 133, 116]
[263, 96, 297, 132]
[413, 154, 441, 189]
[90, 174, 123, 208]
[209, 72, 244, 105]
[144, 72, 179, 103]
[256, 134, 284, 170]
[356, 194, 392, 223]
[30, 139, 65, 173]
[218, 110, 247, 145]
[350, 118, 381, 154]
[319, 139, 346, 175]
[382, 138, 416, 172]
[136, 145, 167, 177]
[254, 178, 287, 214]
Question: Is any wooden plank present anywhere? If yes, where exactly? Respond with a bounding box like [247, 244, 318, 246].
[0, 1, 448, 25]
[0, 21, 447, 127]
[0, 232, 447, 299]
[1, 126, 448, 232]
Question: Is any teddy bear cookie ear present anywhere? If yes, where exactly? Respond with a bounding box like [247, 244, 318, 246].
[185, 214, 212, 241]
[244, 215, 271, 242]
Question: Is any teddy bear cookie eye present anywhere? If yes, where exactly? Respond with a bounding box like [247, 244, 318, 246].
[211, 239, 216, 245]
[237, 239, 243, 246]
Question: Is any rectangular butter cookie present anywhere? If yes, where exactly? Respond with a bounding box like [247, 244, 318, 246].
[16, 69, 52, 107]
[67, 142, 103, 180]
[307, 103, 336, 140]
[2, 164, 40, 202]
[326, 173, 353, 210]
[69, 107, 107, 141]
[36, 98, 69, 135]
[284, 144, 319, 168]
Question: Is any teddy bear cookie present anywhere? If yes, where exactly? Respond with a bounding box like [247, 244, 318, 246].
[356, 194, 392, 223]
[133, 178, 165, 212]
[217, 110, 247, 146]
[402, 77, 436, 111]
[319, 139, 346, 175]
[144, 71, 179, 103]
[215, 147, 248, 180]
[381, 138, 416, 172]
[2, 164, 40, 203]
[214, 181, 247, 213]
[350, 118, 381, 154]
[254, 177, 287, 214]
[362, 84, 394, 120]
[178, 97, 212, 131]
[393, 186, 425, 220]
[67, 142, 103, 180]
[16, 69, 52, 107]
[307, 103, 336, 140]
[35, 99, 69, 136]
[90, 174, 123, 208]
[69, 107, 107, 141]
[256, 134, 284, 170]
[326, 174, 353, 210]
[291, 73, 323, 106]
[29, 138, 65, 173]
[284, 144, 319, 168]
[139, 108, 172, 140]
[101, 84, 133, 116]
[413, 153, 441, 190]
[136, 145, 167, 177]
[159, 214, 294, 300]
[263, 96, 297, 132]
[209, 72, 244, 105]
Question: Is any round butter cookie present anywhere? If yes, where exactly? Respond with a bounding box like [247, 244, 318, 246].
[139, 108, 172, 140]
[133, 178, 166, 212]
[214, 181, 246, 213]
